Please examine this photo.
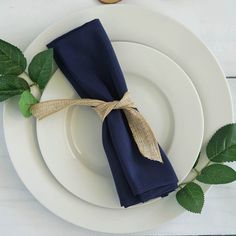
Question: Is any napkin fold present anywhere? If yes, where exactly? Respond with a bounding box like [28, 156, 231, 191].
[47, 19, 178, 207]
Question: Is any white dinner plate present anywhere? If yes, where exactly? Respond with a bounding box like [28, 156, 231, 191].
[3, 5, 233, 233]
[37, 42, 204, 209]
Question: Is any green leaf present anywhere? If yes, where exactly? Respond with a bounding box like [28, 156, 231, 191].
[176, 182, 204, 213]
[0, 39, 27, 75]
[206, 123, 236, 162]
[193, 152, 201, 168]
[196, 164, 236, 184]
[28, 49, 54, 89]
[0, 75, 29, 101]
[18, 90, 38, 117]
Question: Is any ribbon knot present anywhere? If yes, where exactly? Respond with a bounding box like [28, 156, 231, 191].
[94, 92, 136, 121]
[31, 92, 163, 162]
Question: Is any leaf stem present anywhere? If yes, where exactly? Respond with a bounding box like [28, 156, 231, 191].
[22, 71, 36, 88]
[178, 158, 212, 188]
[29, 83, 36, 87]
[193, 168, 200, 175]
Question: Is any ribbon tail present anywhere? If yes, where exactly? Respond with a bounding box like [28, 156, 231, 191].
[31, 99, 79, 120]
[124, 108, 163, 163]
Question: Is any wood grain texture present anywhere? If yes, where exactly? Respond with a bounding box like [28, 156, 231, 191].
[0, 0, 236, 235]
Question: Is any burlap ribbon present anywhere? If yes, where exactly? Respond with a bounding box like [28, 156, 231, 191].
[31, 92, 163, 162]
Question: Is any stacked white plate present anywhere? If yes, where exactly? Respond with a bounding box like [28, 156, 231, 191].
[3, 5, 233, 234]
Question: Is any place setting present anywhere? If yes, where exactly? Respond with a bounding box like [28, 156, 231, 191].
[1, 4, 236, 234]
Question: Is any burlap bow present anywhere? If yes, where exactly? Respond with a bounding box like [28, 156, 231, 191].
[31, 92, 163, 162]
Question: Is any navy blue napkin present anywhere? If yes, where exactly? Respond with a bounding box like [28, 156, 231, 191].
[47, 19, 178, 207]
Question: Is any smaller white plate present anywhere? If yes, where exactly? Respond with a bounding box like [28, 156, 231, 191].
[37, 42, 204, 208]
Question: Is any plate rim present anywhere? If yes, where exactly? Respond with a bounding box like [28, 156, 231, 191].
[37, 41, 204, 209]
[3, 4, 234, 233]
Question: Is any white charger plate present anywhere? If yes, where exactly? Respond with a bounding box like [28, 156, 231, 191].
[3, 5, 233, 233]
[37, 42, 204, 209]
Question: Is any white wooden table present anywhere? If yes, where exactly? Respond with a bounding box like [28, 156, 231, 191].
[1, 0, 236, 235]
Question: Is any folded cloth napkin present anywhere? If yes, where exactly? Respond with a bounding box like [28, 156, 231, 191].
[47, 19, 178, 207]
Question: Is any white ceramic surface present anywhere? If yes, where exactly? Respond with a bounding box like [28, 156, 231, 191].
[37, 42, 204, 208]
[3, 5, 233, 234]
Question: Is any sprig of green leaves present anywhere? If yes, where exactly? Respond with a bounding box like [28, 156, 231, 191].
[176, 182, 204, 213]
[0, 39, 54, 117]
[0, 75, 29, 101]
[28, 48, 54, 89]
[0, 39, 26, 76]
[19, 90, 38, 117]
[177, 124, 236, 213]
